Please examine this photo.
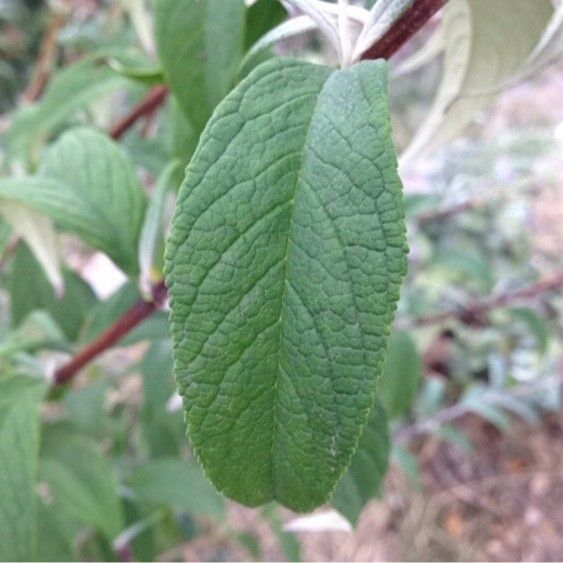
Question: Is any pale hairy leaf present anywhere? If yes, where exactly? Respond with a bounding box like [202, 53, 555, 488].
[0, 202, 63, 296]
[282, 0, 341, 55]
[165, 59, 406, 512]
[401, 0, 553, 167]
[521, 3, 563, 75]
[393, 23, 444, 76]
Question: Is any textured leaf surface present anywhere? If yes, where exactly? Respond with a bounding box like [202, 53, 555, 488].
[0, 128, 147, 273]
[401, 0, 553, 166]
[332, 401, 390, 525]
[154, 0, 246, 132]
[0, 376, 46, 562]
[166, 58, 407, 511]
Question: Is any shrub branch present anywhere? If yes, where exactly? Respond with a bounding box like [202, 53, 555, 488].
[53, 0, 451, 385]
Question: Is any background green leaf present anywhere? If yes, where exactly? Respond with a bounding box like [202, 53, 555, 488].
[128, 458, 225, 519]
[378, 331, 422, 419]
[0, 128, 147, 274]
[0, 376, 46, 562]
[154, 0, 246, 132]
[40, 428, 124, 540]
[8, 245, 97, 341]
[332, 402, 390, 526]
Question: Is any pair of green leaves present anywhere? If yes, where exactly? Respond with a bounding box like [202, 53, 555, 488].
[0, 128, 146, 275]
[165, 58, 407, 512]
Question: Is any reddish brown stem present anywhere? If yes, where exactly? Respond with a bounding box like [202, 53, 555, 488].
[360, 0, 449, 61]
[52, 0, 449, 386]
[54, 280, 167, 385]
[109, 85, 169, 140]
[24, 11, 66, 102]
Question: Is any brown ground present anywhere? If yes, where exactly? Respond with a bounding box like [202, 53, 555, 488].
[171, 414, 563, 562]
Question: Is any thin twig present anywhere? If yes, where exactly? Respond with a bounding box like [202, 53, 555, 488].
[399, 272, 563, 329]
[415, 199, 482, 226]
[109, 85, 169, 140]
[394, 374, 563, 444]
[23, 11, 66, 102]
[53, 280, 167, 385]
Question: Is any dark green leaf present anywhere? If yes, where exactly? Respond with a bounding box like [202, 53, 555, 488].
[139, 341, 183, 457]
[509, 306, 550, 355]
[332, 402, 390, 525]
[378, 331, 422, 418]
[165, 59, 407, 511]
[40, 431, 124, 540]
[245, 0, 287, 49]
[128, 458, 224, 519]
[154, 0, 246, 131]
[0, 376, 46, 562]
[8, 245, 97, 340]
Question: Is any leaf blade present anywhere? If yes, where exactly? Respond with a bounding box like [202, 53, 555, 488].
[165, 58, 407, 512]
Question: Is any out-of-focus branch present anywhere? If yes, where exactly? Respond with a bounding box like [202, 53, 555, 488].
[394, 374, 563, 444]
[24, 10, 66, 102]
[399, 272, 563, 329]
[109, 85, 169, 140]
[415, 199, 483, 226]
[53, 280, 167, 385]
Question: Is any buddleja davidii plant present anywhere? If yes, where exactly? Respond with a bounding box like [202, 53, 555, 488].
[164, 0, 414, 515]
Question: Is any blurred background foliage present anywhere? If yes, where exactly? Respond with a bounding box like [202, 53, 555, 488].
[1, 0, 563, 561]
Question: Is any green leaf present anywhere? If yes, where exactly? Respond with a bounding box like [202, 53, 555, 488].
[0, 202, 63, 296]
[0, 128, 147, 274]
[6, 59, 127, 157]
[165, 59, 407, 512]
[128, 458, 224, 519]
[509, 307, 550, 355]
[0, 376, 46, 562]
[40, 430, 124, 539]
[391, 445, 420, 487]
[401, 0, 553, 166]
[245, 0, 287, 49]
[8, 245, 97, 341]
[138, 160, 180, 291]
[139, 341, 184, 457]
[378, 330, 422, 418]
[154, 0, 246, 132]
[434, 247, 494, 291]
[332, 402, 390, 526]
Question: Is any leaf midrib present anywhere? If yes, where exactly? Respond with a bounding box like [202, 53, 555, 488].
[269, 69, 333, 500]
